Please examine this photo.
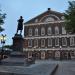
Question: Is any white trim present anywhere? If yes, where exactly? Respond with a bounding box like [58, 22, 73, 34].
[34, 39, 38, 47]
[35, 28, 38, 36]
[41, 27, 45, 35]
[55, 38, 59, 46]
[47, 27, 52, 35]
[62, 26, 66, 34]
[28, 28, 32, 36]
[41, 39, 45, 47]
[28, 39, 32, 47]
[70, 37, 75, 46]
[62, 37, 67, 46]
[55, 26, 59, 35]
[48, 38, 52, 47]
[24, 34, 75, 39]
[23, 47, 75, 51]
[24, 20, 65, 27]
[39, 14, 60, 22]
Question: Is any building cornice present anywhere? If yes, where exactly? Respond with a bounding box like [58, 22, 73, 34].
[24, 34, 75, 39]
[24, 20, 65, 27]
[23, 47, 75, 51]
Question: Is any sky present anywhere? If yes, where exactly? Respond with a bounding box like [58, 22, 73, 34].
[0, 0, 74, 46]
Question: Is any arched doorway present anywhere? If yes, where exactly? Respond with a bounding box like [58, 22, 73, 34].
[55, 51, 60, 59]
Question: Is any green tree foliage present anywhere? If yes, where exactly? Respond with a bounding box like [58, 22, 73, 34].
[65, 1, 75, 33]
[0, 9, 6, 32]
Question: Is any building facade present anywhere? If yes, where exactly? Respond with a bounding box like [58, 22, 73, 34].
[23, 8, 75, 60]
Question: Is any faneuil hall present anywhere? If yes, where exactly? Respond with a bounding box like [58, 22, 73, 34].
[22, 8, 75, 60]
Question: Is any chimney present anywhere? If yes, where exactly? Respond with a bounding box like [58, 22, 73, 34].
[48, 8, 51, 11]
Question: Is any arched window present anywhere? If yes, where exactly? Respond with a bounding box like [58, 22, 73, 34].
[41, 39, 45, 47]
[62, 27, 66, 34]
[70, 37, 75, 46]
[28, 39, 32, 47]
[55, 26, 59, 35]
[45, 17, 55, 22]
[34, 39, 38, 47]
[29, 28, 32, 36]
[62, 37, 67, 46]
[48, 27, 52, 35]
[48, 38, 52, 46]
[35, 28, 38, 36]
[41, 27, 45, 35]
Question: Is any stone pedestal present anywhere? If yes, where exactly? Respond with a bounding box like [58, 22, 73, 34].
[12, 34, 24, 52]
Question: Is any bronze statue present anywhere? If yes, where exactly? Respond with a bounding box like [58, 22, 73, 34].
[16, 16, 24, 35]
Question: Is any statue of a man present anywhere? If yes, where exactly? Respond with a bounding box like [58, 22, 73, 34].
[16, 16, 24, 35]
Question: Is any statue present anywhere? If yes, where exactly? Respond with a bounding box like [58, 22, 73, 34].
[16, 16, 24, 35]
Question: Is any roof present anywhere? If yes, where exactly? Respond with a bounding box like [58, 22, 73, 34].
[24, 8, 64, 24]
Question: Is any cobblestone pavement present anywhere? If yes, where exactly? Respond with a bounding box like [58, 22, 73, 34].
[35, 59, 75, 75]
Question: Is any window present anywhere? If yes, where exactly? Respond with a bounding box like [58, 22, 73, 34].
[48, 38, 52, 46]
[55, 26, 59, 35]
[35, 28, 38, 36]
[70, 37, 75, 46]
[41, 27, 45, 35]
[62, 38, 67, 46]
[29, 28, 32, 36]
[45, 17, 54, 22]
[55, 38, 59, 46]
[34, 39, 38, 47]
[41, 39, 45, 47]
[62, 27, 66, 34]
[28, 39, 32, 47]
[48, 27, 52, 35]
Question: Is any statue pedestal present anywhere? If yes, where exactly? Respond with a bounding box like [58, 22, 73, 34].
[12, 34, 24, 52]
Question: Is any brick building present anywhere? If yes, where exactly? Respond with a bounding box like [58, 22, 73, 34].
[23, 8, 75, 60]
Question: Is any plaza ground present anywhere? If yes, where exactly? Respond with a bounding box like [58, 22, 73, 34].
[0, 58, 75, 75]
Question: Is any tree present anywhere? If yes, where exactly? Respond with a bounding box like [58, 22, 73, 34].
[0, 9, 6, 32]
[64, 1, 75, 33]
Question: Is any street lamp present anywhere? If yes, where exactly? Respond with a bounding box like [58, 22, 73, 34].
[0, 34, 6, 59]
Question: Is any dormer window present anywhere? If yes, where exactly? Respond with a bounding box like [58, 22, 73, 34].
[41, 27, 45, 35]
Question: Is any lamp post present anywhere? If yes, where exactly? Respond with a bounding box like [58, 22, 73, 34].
[0, 34, 6, 60]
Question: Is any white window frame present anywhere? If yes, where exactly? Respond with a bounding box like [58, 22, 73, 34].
[41, 27, 45, 35]
[70, 37, 75, 46]
[34, 39, 38, 47]
[48, 27, 52, 35]
[55, 38, 59, 46]
[62, 27, 66, 34]
[29, 28, 32, 36]
[48, 38, 52, 47]
[35, 28, 38, 36]
[62, 37, 67, 46]
[41, 39, 45, 47]
[28, 39, 32, 47]
[55, 26, 59, 35]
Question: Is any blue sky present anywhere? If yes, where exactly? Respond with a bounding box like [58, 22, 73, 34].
[0, 0, 73, 46]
